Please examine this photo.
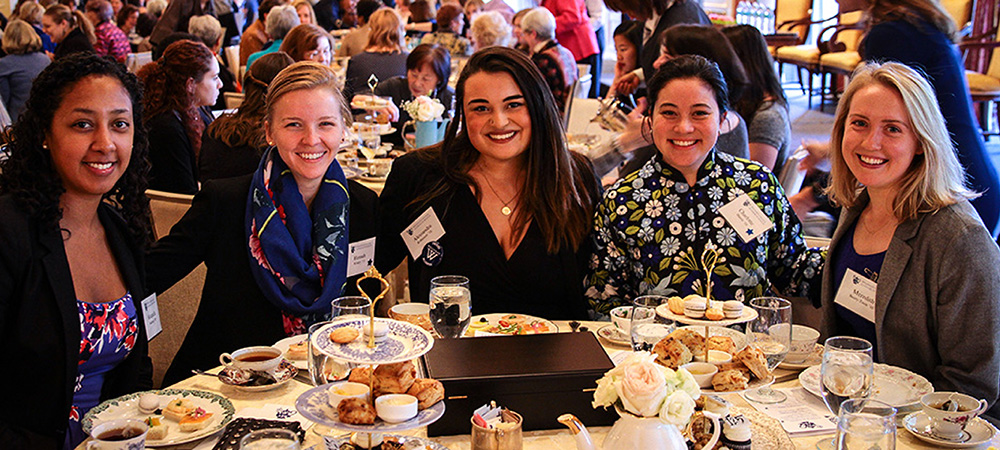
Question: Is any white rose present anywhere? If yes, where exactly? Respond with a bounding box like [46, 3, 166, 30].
[592, 374, 620, 408]
[659, 390, 696, 428]
[616, 361, 667, 417]
[415, 101, 436, 121]
[670, 367, 702, 400]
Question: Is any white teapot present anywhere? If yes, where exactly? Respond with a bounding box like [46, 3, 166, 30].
[558, 407, 720, 450]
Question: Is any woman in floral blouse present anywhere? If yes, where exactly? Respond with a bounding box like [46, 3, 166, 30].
[585, 55, 820, 317]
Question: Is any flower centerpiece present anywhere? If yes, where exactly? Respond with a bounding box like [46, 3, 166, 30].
[400, 96, 446, 122]
[593, 352, 701, 428]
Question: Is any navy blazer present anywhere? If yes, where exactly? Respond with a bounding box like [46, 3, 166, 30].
[0, 196, 152, 449]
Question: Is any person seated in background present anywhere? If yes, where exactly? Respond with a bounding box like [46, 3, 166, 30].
[813, 61, 1000, 421]
[605, 19, 642, 99]
[336, 0, 382, 57]
[404, 0, 434, 36]
[722, 24, 790, 172]
[188, 15, 237, 111]
[200, 52, 294, 181]
[146, 61, 378, 386]
[419, 3, 471, 57]
[518, 7, 577, 113]
[343, 7, 408, 100]
[147, 0, 214, 51]
[338, 0, 359, 29]
[85, 0, 130, 62]
[374, 43, 454, 146]
[15, 2, 57, 54]
[138, 39, 221, 194]
[117, 4, 141, 50]
[376, 46, 599, 319]
[469, 10, 510, 51]
[293, 0, 317, 25]
[314, 0, 343, 31]
[510, 8, 531, 53]
[585, 55, 820, 317]
[0, 20, 51, 122]
[240, 0, 281, 66]
[136, 0, 164, 42]
[247, 4, 300, 69]
[281, 23, 333, 65]
[42, 4, 96, 60]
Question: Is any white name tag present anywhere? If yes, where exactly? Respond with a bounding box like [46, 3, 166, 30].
[347, 237, 376, 278]
[401, 207, 446, 260]
[140, 293, 162, 341]
[718, 193, 774, 243]
[834, 268, 877, 323]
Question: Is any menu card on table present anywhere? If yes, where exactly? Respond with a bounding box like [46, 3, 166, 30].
[741, 387, 838, 436]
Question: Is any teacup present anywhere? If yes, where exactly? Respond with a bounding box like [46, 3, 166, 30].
[389, 303, 433, 331]
[368, 158, 393, 177]
[610, 306, 632, 334]
[786, 325, 820, 363]
[920, 392, 989, 440]
[219, 346, 282, 373]
[87, 418, 148, 450]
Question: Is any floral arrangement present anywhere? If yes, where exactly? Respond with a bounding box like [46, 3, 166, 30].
[593, 352, 701, 428]
[401, 96, 446, 122]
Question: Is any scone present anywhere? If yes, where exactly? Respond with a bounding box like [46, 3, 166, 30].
[712, 369, 749, 392]
[653, 336, 693, 369]
[715, 361, 751, 379]
[707, 336, 737, 354]
[374, 360, 416, 395]
[337, 397, 376, 425]
[406, 378, 445, 409]
[668, 328, 706, 356]
[734, 344, 770, 379]
[349, 366, 374, 385]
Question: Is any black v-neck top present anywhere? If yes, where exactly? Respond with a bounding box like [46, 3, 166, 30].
[375, 152, 598, 320]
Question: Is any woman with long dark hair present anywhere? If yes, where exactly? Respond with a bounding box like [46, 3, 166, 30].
[376, 46, 599, 319]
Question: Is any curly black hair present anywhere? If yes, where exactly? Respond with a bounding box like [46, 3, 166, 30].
[0, 54, 153, 245]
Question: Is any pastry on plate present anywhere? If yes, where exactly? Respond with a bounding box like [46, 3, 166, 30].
[707, 335, 737, 354]
[668, 328, 706, 356]
[715, 361, 751, 379]
[653, 336, 693, 369]
[178, 407, 213, 432]
[704, 307, 725, 321]
[337, 397, 376, 425]
[734, 344, 770, 379]
[144, 416, 168, 440]
[374, 360, 416, 395]
[286, 339, 308, 360]
[712, 369, 749, 392]
[667, 296, 685, 315]
[330, 327, 360, 344]
[162, 398, 196, 422]
[406, 378, 444, 409]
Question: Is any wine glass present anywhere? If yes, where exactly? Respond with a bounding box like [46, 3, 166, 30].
[629, 295, 675, 351]
[240, 428, 300, 450]
[835, 399, 896, 450]
[817, 336, 874, 450]
[743, 297, 792, 403]
[429, 275, 471, 338]
[331, 296, 371, 321]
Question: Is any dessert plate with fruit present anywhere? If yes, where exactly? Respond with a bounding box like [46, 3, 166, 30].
[463, 313, 559, 337]
[82, 389, 234, 447]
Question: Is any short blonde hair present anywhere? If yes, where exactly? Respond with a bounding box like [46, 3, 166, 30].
[17, 1, 44, 24]
[266, 61, 352, 132]
[827, 61, 976, 220]
[366, 7, 405, 52]
[293, 0, 316, 25]
[471, 11, 511, 49]
[2, 20, 43, 54]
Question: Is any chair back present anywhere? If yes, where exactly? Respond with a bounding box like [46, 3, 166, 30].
[562, 78, 578, 131]
[224, 92, 245, 109]
[126, 52, 153, 73]
[836, 11, 864, 51]
[775, 0, 813, 42]
[223, 45, 241, 80]
[941, 0, 973, 30]
[990, 30, 1000, 79]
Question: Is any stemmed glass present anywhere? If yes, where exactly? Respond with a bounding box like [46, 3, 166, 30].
[743, 297, 792, 403]
[835, 399, 896, 450]
[428, 275, 472, 338]
[307, 296, 373, 386]
[331, 295, 371, 321]
[817, 336, 874, 450]
[629, 295, 675, 351]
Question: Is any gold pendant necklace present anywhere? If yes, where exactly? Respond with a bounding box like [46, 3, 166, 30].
[478, 164, 521, 216]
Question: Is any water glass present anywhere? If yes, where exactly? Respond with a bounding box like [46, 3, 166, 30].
[744, 297, 792, 403]
[835, 399, 896, 450]
[307, 321, 351, 385]
[331, 296, 371, 321]
[629, 295, 675, 351]
[240, 428, 300, 450]
[817, 336, 874, 450]
[429, 275, 472, 338]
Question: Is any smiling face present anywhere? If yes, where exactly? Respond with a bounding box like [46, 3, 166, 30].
[297, 4, 313, 24]
[840, 83, 920, 198]
[190, 57, 222, 107]
[463, 71, 532, 166]
[651, 77, 722, 184]
[266, 87, 345, 193]
[42, 14, 70, 43]
[46, 75, 134, 203]
[407, 63, 440, 97]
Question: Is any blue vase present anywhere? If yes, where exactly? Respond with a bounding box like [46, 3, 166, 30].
[413, 119, 449, 148]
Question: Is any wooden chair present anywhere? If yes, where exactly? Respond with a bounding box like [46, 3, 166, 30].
[941, 0, 974, 33]
[775, 11, 861, 108]
[817, 13, 866, 107]
[145, 189, 206, 388]
[223, 92, 245, 109]
[576, 64, 592, 99]
[765, 0, 814, 55]
[961, 29, 1000, 138]
[223, 45, 241, 80]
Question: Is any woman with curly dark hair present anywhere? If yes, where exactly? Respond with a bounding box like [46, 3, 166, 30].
[0, 53, 153, 449]
[138, 38, 221, 194]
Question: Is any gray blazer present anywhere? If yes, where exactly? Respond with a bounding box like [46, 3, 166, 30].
[818, 192, 1000, 420]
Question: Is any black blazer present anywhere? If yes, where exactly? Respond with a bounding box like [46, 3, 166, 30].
[639, 1, 711, 82]
[53, 27, 95, 60]
[0, 196, 152, 449]
[147, 107, 215, 195]
[146, 175, 379, 386]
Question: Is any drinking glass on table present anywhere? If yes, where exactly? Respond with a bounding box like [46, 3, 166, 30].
[307, 296, 372, 386]
[835, 399, 895, 450]
[743, 297, 792, 404]
[817, 336, 874, 450]
[240, 428, 300, 450]
[629, 295, 675, 352]
[331, 295, 372, 320]
[356, 123, 381, 163]
[429, 275, 472, 338]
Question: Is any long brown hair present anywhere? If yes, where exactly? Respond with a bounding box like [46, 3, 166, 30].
[865, 0, 957, 42]
[137, 39, 214, 157]
[207, 52, 293, 149]
[279, 23, 331, 61]
[415, 46, 596, 254]
[44, 4, 96, 45]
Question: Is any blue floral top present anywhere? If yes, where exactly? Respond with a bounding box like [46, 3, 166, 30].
[584, 150, 823, 316]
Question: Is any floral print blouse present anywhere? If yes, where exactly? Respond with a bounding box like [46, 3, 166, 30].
[585, 150, 822, 316]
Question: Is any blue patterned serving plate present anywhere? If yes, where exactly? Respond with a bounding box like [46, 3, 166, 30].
[311, 318, 434, 365]
[296, 381, 445, 431]
[82, 389, 235, 447]
[324, 433, 452, 449]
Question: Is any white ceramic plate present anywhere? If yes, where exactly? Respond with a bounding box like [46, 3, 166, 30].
[464, 313, 559, 337]
[799, 363, 934, 411]
[82, 389, 234, 447]
[657, 303, 758, 327]
[274, 334, 309, 370]
[311, 318, 434, 365]
[778, 343, 822, 370]
[597, 324, 630, 346]
[903, 411, 995, 447]
[324, 433, 451, 450]
[296, 381, 445, 432]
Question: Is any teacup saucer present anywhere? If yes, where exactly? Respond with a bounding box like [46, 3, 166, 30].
[220, 359, 298, 392]
[903, 411, 995, 448]
[597, 324, 630, 347]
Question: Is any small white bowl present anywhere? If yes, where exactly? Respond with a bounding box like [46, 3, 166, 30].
[610, 306, 632, 334]
[787, 325, 821, 363]
[375, 394, 418, 423]
[681, 362, 719, 389]
[327, 382, 371, 409]
[694, 349, 733, 365]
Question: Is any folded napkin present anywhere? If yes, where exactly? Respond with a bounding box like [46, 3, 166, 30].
[741, 387, 838, 436]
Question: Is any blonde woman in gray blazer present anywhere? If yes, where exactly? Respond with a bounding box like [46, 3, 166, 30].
[817, 61, 1000, 422]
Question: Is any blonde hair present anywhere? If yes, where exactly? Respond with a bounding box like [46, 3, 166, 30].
[17, 1, 44, 24]
[471, 11, 511, 49]
[366, 7, 405, 52]
[265, 61, 353, 132]
[293, 0, 317, 25]
[827, 61, 976, 220]
[2, 20, 43, 54]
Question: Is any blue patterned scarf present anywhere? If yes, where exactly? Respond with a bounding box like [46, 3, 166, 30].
[246, 147, 350, 335]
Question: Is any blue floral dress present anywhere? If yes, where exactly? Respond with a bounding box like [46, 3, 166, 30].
[64, 293, 138, 449]
[585, 150, 823, 316]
